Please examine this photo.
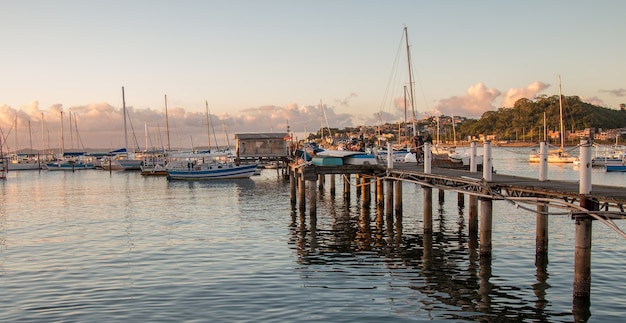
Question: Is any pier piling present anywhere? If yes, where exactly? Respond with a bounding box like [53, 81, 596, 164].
[423, 187, 433, 234]
[483, 141, 492, 181]
[470, 141, 477, 173]
[536, 203, 549, 258]
[298, 175, 305, 213]
[309, 178, 317, 217]
[469, 195, 478, 235]
[479, 198, 493, 256]
[539, 141, 548, 181]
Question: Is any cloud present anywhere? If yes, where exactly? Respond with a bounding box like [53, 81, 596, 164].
[501, 81, 550, 108]
[433, 82, 501, 118]
[581, 96, 606, 107]
[335, 93, 358, 107]
[0, 101, 355, 150]
[599, 88, 626, 97]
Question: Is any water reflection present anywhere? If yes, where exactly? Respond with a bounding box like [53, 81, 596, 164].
[288, 186, 570, 322]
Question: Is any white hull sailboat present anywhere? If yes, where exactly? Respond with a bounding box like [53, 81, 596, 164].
[166, 152, 258, 180]
[101, 87, 143, 171]
[529, 76, 575, 163]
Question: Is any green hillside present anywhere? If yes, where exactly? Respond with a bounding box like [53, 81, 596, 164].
[457, 95, 626, 141]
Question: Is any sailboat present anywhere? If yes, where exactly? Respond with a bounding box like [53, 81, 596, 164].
[529, 76, 576, 163]
[7, 118, 44, 170]
[101, 87, 143, 171]
[46, 111, 96, 170]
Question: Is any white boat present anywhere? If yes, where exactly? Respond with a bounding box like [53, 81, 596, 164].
[529, 148, 576, 163]
[140, 151, 169, 176]
[101, 149, 143, 171]
[166, 152, 258, 180]
[448, 148, 484, 166]
[46, 152, 95, 171]
[372, 147, 411, 163]
[315, 150, 378, 165]
[101, 87, 143, 171]
[529, 75, 575, 163]
[575, 143, 626, 167]
[7, 153, 45, 170]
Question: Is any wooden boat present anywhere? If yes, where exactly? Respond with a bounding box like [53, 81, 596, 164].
[166, 152, 258, 180]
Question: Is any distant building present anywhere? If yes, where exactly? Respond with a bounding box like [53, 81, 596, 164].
[235, 133, 290, 159]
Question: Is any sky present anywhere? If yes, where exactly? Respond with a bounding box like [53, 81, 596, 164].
[1, 0, 625, 151]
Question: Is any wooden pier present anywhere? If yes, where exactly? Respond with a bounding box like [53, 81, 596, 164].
[288, 140, 625, 318]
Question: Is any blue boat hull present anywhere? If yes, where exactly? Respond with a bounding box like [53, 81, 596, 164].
[167, 163, 258, 180]
[605, 165, 626, 172]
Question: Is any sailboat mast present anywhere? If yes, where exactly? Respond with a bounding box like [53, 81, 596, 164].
[558, 75, 564, 150]
[69, 111, 74, 150]
[14, 116, 18, 154]
[41, 113, 46, 160]
[205, 101, 211, 151]
[403, 85, 408, 142]
[164, 94, 171, 151]
[144, 122, 148, 151]
[122, 86, 128, 152]
[404, 26, 416, 136]
[60, 110, 65, 155]
[28, 121, 33, 154]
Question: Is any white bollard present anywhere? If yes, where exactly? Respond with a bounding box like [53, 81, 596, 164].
[470, 141, 477, 173]
[424, 142, 432, 174]
[539, 141, 548, 181]
[579, 138, 592, 194]
[483, 141, 492, 181]
[387, 142, 393, 169]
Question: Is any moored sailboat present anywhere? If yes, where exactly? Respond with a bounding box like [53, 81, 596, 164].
[529, 76, 576, 163]
[166, 151, 258, 180]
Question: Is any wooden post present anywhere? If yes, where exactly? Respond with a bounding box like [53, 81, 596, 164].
[423, 187, 433, 234]
[469, 195, 478, 235]
[318, 174, 324, 192]
[438, 189, 445, 205]
[355, 174, 361, 198]
[376, 178, 384, 210]
[362, 176, 371, 207]
[479, 198, 493, 256]
[309, 178, 317, 218]
[574, 198, 596, 299]
[343, 174, 351, 200]
[298, 175, 306, 213]
[385, 179, 394, 219]
[329, 174, 336, 196]
[289, 170, 296, 209]
[458, 192, 465, 208]
[536, 203, 549, 258]
[394, 179, 402, 217]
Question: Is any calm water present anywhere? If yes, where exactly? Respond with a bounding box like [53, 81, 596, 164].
[1, 147, 624, 322]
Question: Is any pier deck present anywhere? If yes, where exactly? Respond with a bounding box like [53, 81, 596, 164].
[388, 163, 626, 212]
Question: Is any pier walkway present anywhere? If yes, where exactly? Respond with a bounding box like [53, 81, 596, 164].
[387, 163, 626, 215]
